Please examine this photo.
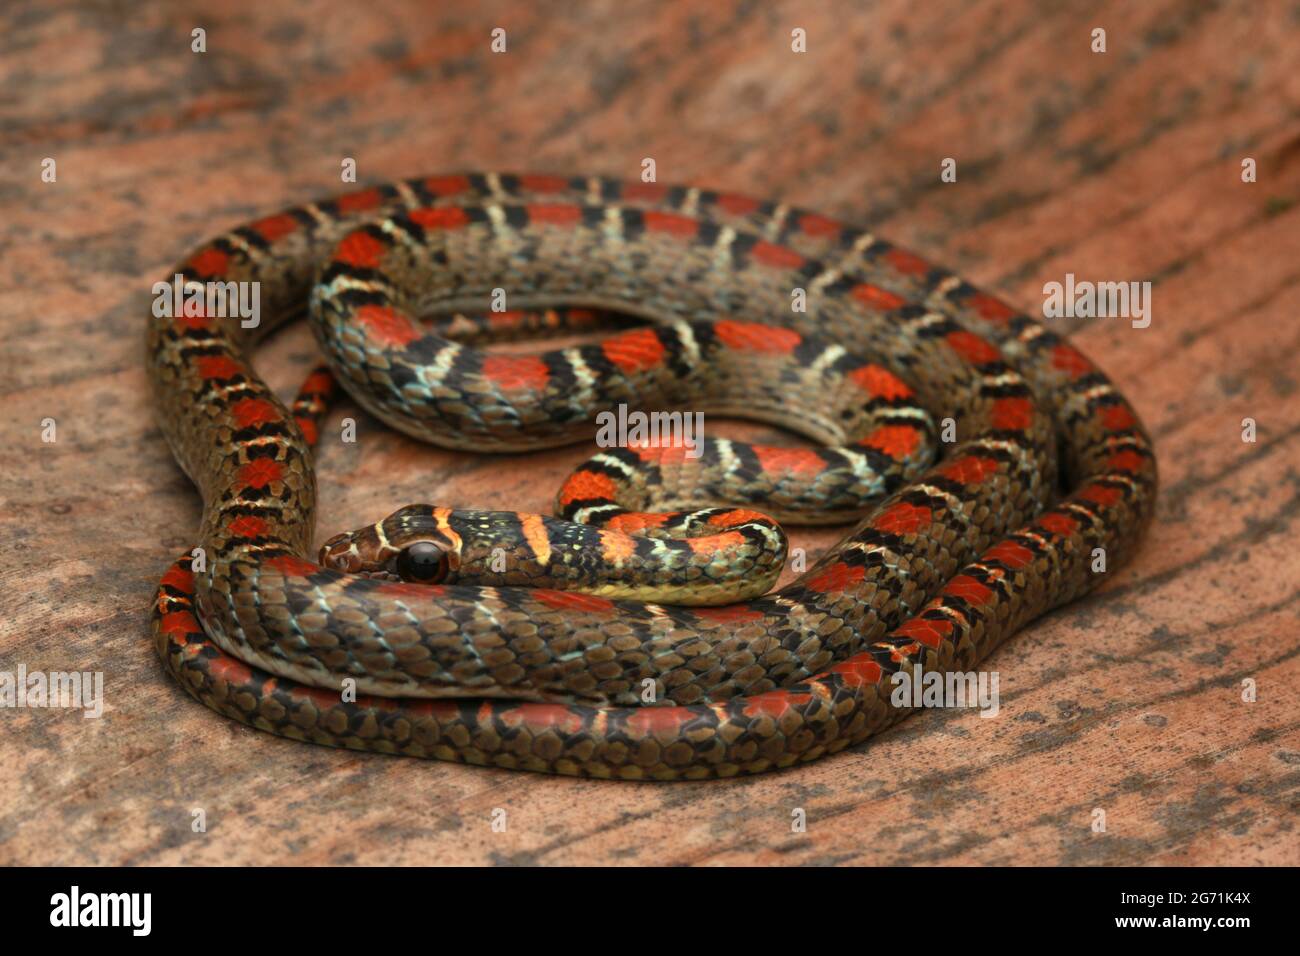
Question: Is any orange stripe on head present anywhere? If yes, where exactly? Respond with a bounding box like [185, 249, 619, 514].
[519, 513, 552, 566]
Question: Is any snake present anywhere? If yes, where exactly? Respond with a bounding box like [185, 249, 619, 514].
[147, 172, 1157, 780]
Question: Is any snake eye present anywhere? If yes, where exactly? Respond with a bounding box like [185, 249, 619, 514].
[394, 541, 449, 583]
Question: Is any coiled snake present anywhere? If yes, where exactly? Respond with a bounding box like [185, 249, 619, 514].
[147, 173, 1157, 779]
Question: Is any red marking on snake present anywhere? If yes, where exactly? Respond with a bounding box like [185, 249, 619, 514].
[482, 355, 550, 391]
[408, 206, 470, 230]
[940, 455, 1000, 485]
[484, 310, 525, 328]
[160, 611, 199, 637]
[625, 706, 690, 735]
[519, 174, 569, 193]
[991, 397, 1035, 431]
[602, 327, 666, 374]
[828, 655, 883, 688]
[186, 247, 229, 277]
[946, 330, 1002, 365]
[527, 204, 582, 227]
[715, 320, 801, 353]
[1038, 512, 1079, 537]
[642, 210, 698, 238]
[753, 445, 824, 476]
[238, 459, 283, 489]
[628, 442, 691, 465]
[266, 555, 320, 576]
[884, 248, 931, 275]
[226, 515, 268, 538]
[196, 355, 243, 380]
[743, 690, 812, 719]
[861, 424, 922, 459]
[288, 683, 343, 708]
[1108, 450, 1145, 473]
[624, 182, 666, 202]
[209, 656, 253, 684]
[693, 604, 764, 624]
[406, 699, 459, 719]
[894, 616, 953, 648]
[850, 283, 906, 311]
[423, 175, 471, 196]
[804, 562, 865, 594]
[848, 364, 913, 400]
[874, 501, 932, 535]
[1080, 483, 1124, 507]
[356, 304, 420, 347]
[966, 292, 1016, 323]
[887, 642, 923, 664]
[506, 703, 585, 732]
[1051, 344, 1093, 379]
[799, 213, 842, 238]
[230, 397, 279, 428]
[251, 214, 298, 242]
[687, 531, 745, 556]
[175, 311, 214, 331]
[302, 370, 334, 395]
[716, 193, 760, 215]
[944, 574, 995, 606]
[559, 469, 618, 506]
[751, 241, 805, 269]
[335, 230, 386, 268]
[1101, 404, 1136, 431]
[606, 511, 670, 533]
[367, 695, 402, 713]
[708, 508, 770, 527]
[533, 590, 616, 613]
[337, 188, 382, 213]
[984, 540, 1035, 569]
[295, 418, 317, 445]
[161, 565, 194, 592]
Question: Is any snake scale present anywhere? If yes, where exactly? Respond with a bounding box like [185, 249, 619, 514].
[147, 173, 1157, 779]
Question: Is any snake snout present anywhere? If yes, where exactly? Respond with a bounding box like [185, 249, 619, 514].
[318, 532, 364, 572]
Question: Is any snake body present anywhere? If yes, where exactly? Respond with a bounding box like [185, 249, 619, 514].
[147, 173, 1157, 779]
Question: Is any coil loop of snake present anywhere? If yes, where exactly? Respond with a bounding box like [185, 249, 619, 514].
[147, 173, 1157, 780]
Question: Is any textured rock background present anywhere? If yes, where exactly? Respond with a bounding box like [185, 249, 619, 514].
[1, 0, 1297, 864]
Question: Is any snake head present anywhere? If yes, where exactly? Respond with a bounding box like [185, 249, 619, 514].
[319, 505, 462, 584]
